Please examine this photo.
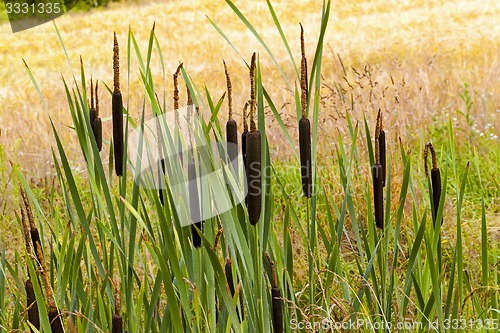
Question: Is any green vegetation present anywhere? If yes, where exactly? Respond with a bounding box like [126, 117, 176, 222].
[0, 0, 499, 332]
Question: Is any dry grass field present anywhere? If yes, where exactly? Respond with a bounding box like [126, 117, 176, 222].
[1, 0, 498, 171]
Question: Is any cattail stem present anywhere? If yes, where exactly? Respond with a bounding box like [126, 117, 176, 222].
[113, 32, 124, 176]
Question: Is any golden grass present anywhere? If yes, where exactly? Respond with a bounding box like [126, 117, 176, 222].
[0, 0, 498, 240]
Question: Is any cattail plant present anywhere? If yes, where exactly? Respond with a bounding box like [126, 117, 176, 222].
[20, 189, 63, 332]
[92, 79, 103, 152]
[424, 142, 442, 226]
[298, 23, 312, 198]
[224, 60, 238, 178]
[20, 192, 39, 332]
[372, 110, 384, 229]
[266, 253, 283, 333]
[246, 53, 262, 225]
[112, 32, 124, 176]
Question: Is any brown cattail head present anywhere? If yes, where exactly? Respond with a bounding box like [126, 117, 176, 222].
[92, 80, 103, 152]
[48, 305, 64, 333]
[225, 257, 235, 296]
[300, 23, 308, 118]
[299, 117, 312, 198]
[425, 143, 442, 225]
[266, 253, 283, 333]
[189, 161, 203, 247]
[25, 279, 40, 332]
[246, 131, 261, 225]
[90, 76, 96, 124]
[113, 32, 120, 93]
[372, 164, 384, 229]
[112, 314, 123, 333]
[246, 53, 261, 225]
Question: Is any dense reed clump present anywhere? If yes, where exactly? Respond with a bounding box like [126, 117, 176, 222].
[298, 24, 312, 198]
[372, 110, 384, 229]
[266, 253, 283, 333]
[245, 53, 262, 225]
[112, 32, 124, 177]
[224, 60, 238, 178]
[425, 142, 442, 226]
[90, 78, 103, 152]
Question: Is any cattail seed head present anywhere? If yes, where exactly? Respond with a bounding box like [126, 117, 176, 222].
[48, 306, 64, 333]
[189, 161, 202, 247]
[299, 117, 312, 198]
[425, 142, 442, 225]
[266, 253, 283, 333]
[372, 164, 384, 229]
[249, 53, 257, 132]
[246, 131, 261, 225]
[225, 257, 235, 296]
[173, 63, 183, 125]
[112, 314, 123, 333]
[25, 279, 40, 332]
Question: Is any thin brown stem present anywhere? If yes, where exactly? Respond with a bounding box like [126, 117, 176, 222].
[113, 32, 120, 93]
[249, 53, 256, 132]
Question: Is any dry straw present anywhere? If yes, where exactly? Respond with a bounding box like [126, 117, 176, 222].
[298, 23, 312, 198]
[246, 53, 262, 225]
[424, 142, 442, 226]
[112, 32, 124, 176]
[372, 110, 384, 229]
